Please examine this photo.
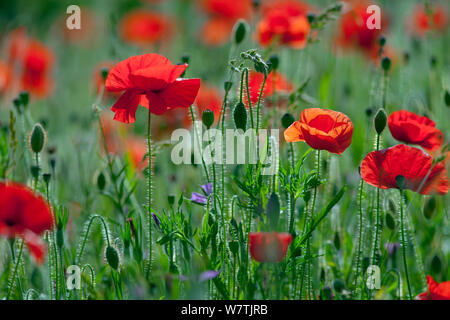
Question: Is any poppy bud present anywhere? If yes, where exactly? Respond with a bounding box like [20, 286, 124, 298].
[181, 54, 189, 64]
[96, 171, 106, 191]
[395, 175, 406, 190]
[373, 108, 387, 135]
[281, 113, 295, 129]
[267, 192, 280, 231]
[105, 245, 120, 270]
[13, 98, 22, 114]
[101, 67, 109, 81]
[378, 36, 386, 47]
[444, 90, 450, 107]
[365, 107, 373, 117]
[252, 0, 260, 9]
[29, 123, 47, 154]
[307, 13, 316, 24]
[233, 102, 247, 131]
[431, 254, 442, 274]
[430, 56, 437, 68]
[381, 57, 391, 71]
[268, 54, 279, 71]
[333, 279, 345, 293]
[31, 165, 40, 180]
[168, 194, 175, 205]
[19, 91, 29, 107]
[224, 81, 233, 92]
[49, 157, 56, 170]
[232, 19, 248, 45]
[56, 226, 64, 248]
[385, 213, 396, 230]
[423, 197, 436, 219]
[42, 173, 51, 186]
[202, 109, 215, 129]
[333, 232, 340, 250]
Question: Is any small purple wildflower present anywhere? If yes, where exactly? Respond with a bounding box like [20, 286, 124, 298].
[199, 270, 219, 282]
[190, 183, 213, 205]
[152, 213, 161, 231]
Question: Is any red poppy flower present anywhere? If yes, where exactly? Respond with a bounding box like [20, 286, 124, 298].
[200, 0, 252, 46]
[119, 10, 172, 46]
[360, 144, 450, 195]
[335, 1, 388, 55]
[125, 136, 148, 172]
[388, 110, 444, 152]
[195, 84, 223, 122]
[105, 53, 201, 123]
[249, 232, 292, 263]
[284, 108, 353, 154]
[246, 70, 294, 107]
[417, 276, 450, 300]
[0, 182, 54, 263]
[0, 60, 11, 93]
[257, 0, 310, 49]
[409, 4, 448, 37]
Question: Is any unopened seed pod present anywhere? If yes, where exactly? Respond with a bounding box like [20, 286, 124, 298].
[105, 245, 120, 270]
[202, 109, 215, 129]
[373, 108, 387, 135]
[29, 123, 47, 154]
[96, 171, 106, 191]
[381, 57, 391, 71]
[281, 113, 295, 129]
[233, 19, 248, 45]
[444, 90, 450, 107]
[233, 102, 247, 131]
[267, 192, 280, 231]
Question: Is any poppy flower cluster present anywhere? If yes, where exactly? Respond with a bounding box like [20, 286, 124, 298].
[4, 28, 54, 98]
[284, 108, 354, 155]
[417, 276, 450, 300]
[199, 0, 252, 46]
[360, 144, 449, 195]
[119, 10, 173, 47]
[388, 110, 444, 152]
[257, 0, 311, 49]
[248, 232, 292, 263]
[105, 53, 201, 123]
[0, 182, 54, 263]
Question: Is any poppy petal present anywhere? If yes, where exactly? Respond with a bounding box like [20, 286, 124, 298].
[143, 92, 168, 115]
[284, 121, 304, 142]
[160, 78, 201, 109]
[111, 89, 141, 123]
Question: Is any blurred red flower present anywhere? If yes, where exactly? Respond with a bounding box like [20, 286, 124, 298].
[200, 0, 252, 46]
[417, 276, 450, 300]
[195, 84, 223, 122]
[388, 110, 444, 152]
[5, 28, 54, 98]
[246, 70, 294, 107]
[257, 0, 311, 49]
[360, 144, 450, 195]
[409, 4, 448, 37]
[335, 1, 388, 56]
[0, 60, 12, 94]
[125, 136, 148, 172]
[249, 232, 292, 263]
[0, 182, 54, 263]
[119, 10, 172, 46]
[105, 53, 201, 123]
[284, 108, 353, 154]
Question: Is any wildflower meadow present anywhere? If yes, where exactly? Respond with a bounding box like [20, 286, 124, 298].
[0, 0, 449, 304]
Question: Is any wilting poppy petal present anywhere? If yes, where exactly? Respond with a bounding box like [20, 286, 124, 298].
[388, 110, 444, 152]
[249, 232, 292, 263]
[417, 276, 450, 300]
[160, 78, 201, 109]
[111, 89, 141, 123]
[284, 108, 353, 154]
[360, 144, 450, 195]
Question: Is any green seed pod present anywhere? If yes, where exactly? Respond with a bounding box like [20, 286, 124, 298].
[431, 254, 442, 274]
[381, 57, 391, 71]
[281, 113, 295, 129]
[233, 102, 247, 131]
[19, 91, 29, 107]
[423, 197, 437, 219]
[202, 109, 215, 129]
[268, 54, 279, 71]
[267, 192, 280, 231]
[181, 54, 189, 64]
[168, 194, 176, 205]
[105, 245, 120, 270]
[96, 171, 106, 191]
[444, 90, 450, 107]
[373, 108, 387, 135]
[29, 123, 47, 154]
[333, 279, 345, 293]
[385, 213, 396, 230]
[56, 226, 64, 248]
[232, 19, 248, 44]
[333, 232, 341, 251]
[101, 67, 109, 81]
[42, 173, 51, 186]
[378, 35, 386, 47]
[224, 81, 233, 92]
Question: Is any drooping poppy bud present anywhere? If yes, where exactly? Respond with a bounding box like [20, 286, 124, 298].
[202, 109, 215, 129]
[29, 123, 47, 154]
[105, 245, 120, 270]
[281, 113, 295, 129]
[233, 102, 247, 131]
[373, 108, 387, 135]
[233, 19, 248, 45]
